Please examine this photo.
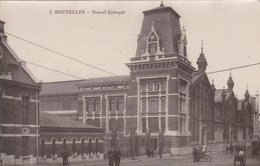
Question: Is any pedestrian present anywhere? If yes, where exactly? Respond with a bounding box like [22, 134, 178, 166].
[146, 148, 150, 158]
[226, 146, 229, 154]
[159, 146, 163, 159]
[114, 146, 121, 166]
[229, 143, 234, 154]
[107, 147, 115, 166]
[192, 146, 198, 162]
[150, 148, 154, 158]
[61, 147, 69, 165]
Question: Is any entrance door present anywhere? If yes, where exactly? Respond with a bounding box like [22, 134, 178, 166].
[201, 127, 207, 145]
[150, 138, 158, 150]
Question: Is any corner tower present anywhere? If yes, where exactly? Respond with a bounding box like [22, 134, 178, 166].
[126, 3, 195, 154]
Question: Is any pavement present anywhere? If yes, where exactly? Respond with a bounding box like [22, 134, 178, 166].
[2, 152, 260, 166]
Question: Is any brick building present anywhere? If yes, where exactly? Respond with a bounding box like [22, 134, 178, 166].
[39, 113, 104, 159]
[189, 46, 215, 145]
[40, 3, 255, 155]
[237, 90, 254, 141]
[213, 75, 238, 143]
[0, 20, 41, 164]
[40, 3, 196, 155]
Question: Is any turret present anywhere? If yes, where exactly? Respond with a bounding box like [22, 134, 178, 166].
[245, 89, 250, 102]
[196, 41, 207, 73]
[227, 72, 234, 91]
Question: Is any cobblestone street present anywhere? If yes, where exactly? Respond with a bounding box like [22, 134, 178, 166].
[32, 152, 260, 166]
[118, 153, 260, 166]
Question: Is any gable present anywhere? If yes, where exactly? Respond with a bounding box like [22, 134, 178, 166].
[1, 41, 38, 85]
[190, 72, 213, 98]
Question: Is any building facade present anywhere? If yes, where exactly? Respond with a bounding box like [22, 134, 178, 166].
[39, 113, 104, 160]
[189, 46, 215, 145]
[40, 3, 256, 155]
[0, 20, 41, 164]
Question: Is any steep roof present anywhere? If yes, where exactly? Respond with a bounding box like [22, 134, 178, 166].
[40, 75, 130, 95]
[40, 80, 84, 95]
[135, 5, 182, 57]
[79, 75, 130, 85]
[214, 89, 232, 103]
[0, 30, 39, 85]
[40, 112, 99, 129]
[191, 71, 204, 85]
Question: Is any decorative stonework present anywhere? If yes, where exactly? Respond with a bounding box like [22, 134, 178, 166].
[141, 21, 165, 57]
[79, 83, 130, 91]
[128, 61, 177, 72]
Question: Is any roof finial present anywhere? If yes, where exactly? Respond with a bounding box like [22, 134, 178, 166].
[201, 40, 204, 54]
[160, 0, 164, 7]
[229, 68, 232, 77]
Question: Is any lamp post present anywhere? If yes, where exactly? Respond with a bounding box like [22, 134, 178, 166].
[131, 128, 135, 160]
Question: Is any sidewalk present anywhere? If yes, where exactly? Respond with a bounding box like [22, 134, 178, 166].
[35, 153, 193, 166]
[1, 153, 193, 166]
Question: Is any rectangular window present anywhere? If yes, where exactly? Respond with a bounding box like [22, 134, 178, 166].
[149, 43, 157, 54]
[118, 118, 124, 132]
[148, 82, 153, 91]
[94, 98, 100, 112]
[141, 83, 146, 92]
[161, 97, 166, 111]
[180, 117, 185, 134]
[94, 119, 100, 128]
[86, 97, 100, 113]
[109, 118, 116, 131]
[87, 99, 94, 112]
[148, 118, 158, 133]
[180, 98, 186, 113]
[118, 97, 124, 111]
[161, 117, 165, 133]
[109, 96, 125, 112]
[22, 96, 30, 124]
[161, 81, 166, 91]
[142, 118, 146, 133]
[155, 82, 160, 91]
[148, 97, 159, 112]
[142, 98, 146, 112]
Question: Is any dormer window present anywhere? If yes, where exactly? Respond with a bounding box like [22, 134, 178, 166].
[142, 21, 164, 57]
[149, 43, 157, 54]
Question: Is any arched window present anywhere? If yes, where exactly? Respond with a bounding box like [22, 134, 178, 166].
[95, 138, 99, 155]
[40, 138, 46, 157]
[81, 138, 85, 156]
[51, 138, 56, 157]
[63, 138, 67, 148]
[72, 138, 77, 155]
[88, 138, 92, 156]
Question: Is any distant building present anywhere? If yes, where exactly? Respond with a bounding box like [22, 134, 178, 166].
[213, 75, 239, 143]
[40, 80, 81, 120]
[0, 20, 41, 164]
[237, 90, 254, 141]
[39, 113, 104, 159]
[189, 45, 215, 145]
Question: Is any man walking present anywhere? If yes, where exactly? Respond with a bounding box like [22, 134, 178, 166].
[114, 146, 121, 166]
[107, 147, 115, 166]
[61, 147, 69, 165]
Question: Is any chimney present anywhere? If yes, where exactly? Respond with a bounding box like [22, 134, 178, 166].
[0, 20, 5, 34]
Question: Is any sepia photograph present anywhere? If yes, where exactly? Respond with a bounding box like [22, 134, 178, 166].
[0, 0, 260, 165]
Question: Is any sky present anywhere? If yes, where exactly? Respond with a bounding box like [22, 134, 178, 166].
[0, 0, 260, 99]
